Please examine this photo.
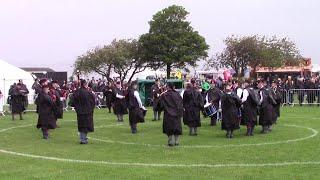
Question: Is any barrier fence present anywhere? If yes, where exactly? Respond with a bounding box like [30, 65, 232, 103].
[1, 89, 319, 114]
[281, 89, 320, 106]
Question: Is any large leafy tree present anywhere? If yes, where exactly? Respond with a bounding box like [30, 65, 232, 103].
[74, 46, 113, 81]
[110, 39, 148, 83]
[139, 5, 209, 78]
[74, 39, 147, 83]
[208, 35, 301, 77]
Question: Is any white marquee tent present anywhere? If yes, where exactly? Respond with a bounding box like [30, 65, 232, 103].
[0, 59, 35, 105]
[312, 64, 320, 73]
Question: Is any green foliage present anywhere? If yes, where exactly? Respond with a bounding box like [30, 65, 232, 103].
[139, 5, 209, 78]
[209, 35, 301, 76]
[74, 39, 147, 83]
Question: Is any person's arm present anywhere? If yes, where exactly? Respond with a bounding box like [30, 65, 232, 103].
[134, 91, 144, 109]
[236, 88, 243, 98]
[259, 91, 264, 104]
[116, 93, 125, 99]
[241, 89, 249, 103]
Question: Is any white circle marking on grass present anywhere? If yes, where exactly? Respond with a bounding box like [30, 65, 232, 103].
[89, 124, 318, 148]
[0, 148, 320, 168]
[0, 123, 319, 168]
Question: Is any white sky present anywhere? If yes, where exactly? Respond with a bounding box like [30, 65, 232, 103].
[0, 0, 319, 75]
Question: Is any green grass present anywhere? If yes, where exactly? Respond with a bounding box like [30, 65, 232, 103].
[0, 106, 320, 179]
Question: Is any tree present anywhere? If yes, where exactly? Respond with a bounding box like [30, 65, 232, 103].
[74, 46, 113, 81]
[208, 35, 301, 77]
[139, 5, 209, 78]
[74, 39, 147, 83]
[110, 39, 148, 83]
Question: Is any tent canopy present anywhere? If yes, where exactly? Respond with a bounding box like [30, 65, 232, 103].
[137, 79, 184, 105]
[0, 59, 35, 104]
[312, 64, 320, 72]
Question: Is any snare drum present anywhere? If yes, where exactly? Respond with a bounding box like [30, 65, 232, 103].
[204, 103, 217, 117]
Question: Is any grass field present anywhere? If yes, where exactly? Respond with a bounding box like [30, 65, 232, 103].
[0, 106, 320, 179]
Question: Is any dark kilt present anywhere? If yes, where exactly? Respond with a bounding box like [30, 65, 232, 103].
[36, 113, 57, 129]
[129, 108, 145, 125]
[77, 113, 94, 133]
[163, 113, 182, 136]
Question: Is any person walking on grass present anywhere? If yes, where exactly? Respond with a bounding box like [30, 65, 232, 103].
[221, 84, 242, 139]
[183, 82, 203, 136]
[126, 81, 147, 134]
[159, 83, 183, 147]
[36, 85, 56, 139]
[70, 79, 95, 144]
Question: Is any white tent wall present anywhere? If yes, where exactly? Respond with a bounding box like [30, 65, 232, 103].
[0, 59, 35, 106]
[312, 64, 320, 72]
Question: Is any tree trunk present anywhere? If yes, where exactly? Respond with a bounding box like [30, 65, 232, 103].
[105, 66, 113, 82]
[128, 68, 138, 84]
[166, 63, 171, 79]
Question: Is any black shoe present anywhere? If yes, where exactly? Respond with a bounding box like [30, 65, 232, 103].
[261, 128, 268, 134]
[246, 128, 251, 136]
[131, 129, 137, 134]
[226, 131, 231, 139]
[168, 143, 174, 147]
[250, 128, 254, 136]
[230, 132, 234, 138]
[80, 141, 88, 144]
[175, 143, 179, 146]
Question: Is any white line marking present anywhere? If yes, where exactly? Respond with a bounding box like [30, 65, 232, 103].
[95, 124, 124, 129]
[89, 124, 319, 148]
[0, 123, 319, 168]
[0, 148, 320, 168]
[0, 124, 33, 132]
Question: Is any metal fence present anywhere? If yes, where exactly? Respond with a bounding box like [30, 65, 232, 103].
[281, 89, 320, 106]
[1, 89, 319, 115]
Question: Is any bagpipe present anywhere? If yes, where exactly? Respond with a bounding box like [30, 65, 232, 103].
[48, 89, 57, 102]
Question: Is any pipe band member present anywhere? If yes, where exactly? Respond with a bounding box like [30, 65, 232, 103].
[36, 85, 57, 139]
[159, 83, 183, 146]
[221, 84, 242, 139]
[258, 79, 277, 134]
[113, 80, 128, 122]
[127, 81, 147, 134]
[240, 81, 260, 136]
[9, 83, 28, 120]
[70, 79, 95, 144]
[50, 80, 64, 126]
[183, 82, 204, 136]
[205, 81, 221, 126]
[151, 79, 162, 121]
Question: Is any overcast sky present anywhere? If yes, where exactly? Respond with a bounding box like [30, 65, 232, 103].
[0, 0, 319, 74]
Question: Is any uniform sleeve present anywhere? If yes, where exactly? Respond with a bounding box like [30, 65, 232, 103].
[241, 89, 249, 103]
[116, 93, 125, 99]
[134, 91, 143, 108]
[259, 91, 264, 104]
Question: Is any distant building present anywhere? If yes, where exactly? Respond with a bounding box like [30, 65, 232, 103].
[20, 67, 55, 74]
[254, 58, 312, 78]
[20, 67, 68, 84]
